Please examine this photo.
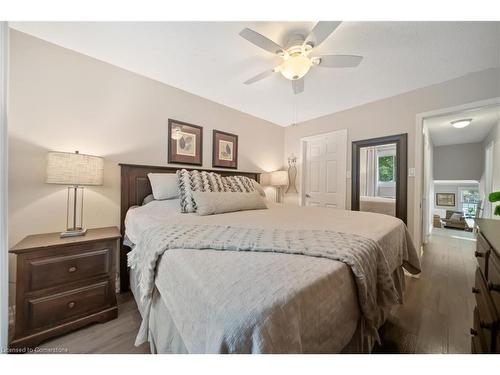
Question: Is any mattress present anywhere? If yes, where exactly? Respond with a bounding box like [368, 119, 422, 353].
[125, 200, 418, 353]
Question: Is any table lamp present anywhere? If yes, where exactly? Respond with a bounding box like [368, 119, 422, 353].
[46, 151, 104, 238]
[270, 170, 288, 203]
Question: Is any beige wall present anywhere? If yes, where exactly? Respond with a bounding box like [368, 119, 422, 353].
[284, 67, 500, 248]
[8, 30, 285, 247]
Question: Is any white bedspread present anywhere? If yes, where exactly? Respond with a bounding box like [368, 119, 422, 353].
[125, 201, 420, 353]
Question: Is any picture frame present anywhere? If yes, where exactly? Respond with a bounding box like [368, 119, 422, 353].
[168, 119, 203, 166]
[212, 130, 238, 169]
[436, 193, 455, 207]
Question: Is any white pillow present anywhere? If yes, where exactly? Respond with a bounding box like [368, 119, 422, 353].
[251, 179, 266, 198]
[193, 191, 267, 216]
[148, 173, 179, 200]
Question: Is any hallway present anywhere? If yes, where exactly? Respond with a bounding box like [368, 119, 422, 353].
[377, 227, 477, 353]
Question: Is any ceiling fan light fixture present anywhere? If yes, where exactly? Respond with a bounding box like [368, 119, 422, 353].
[279, 54, 312, 81]
[451, 119, 472, 129]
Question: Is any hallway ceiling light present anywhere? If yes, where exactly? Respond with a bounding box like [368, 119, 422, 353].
[451, 118, 472, 128]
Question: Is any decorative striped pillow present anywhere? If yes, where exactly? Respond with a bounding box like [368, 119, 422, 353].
[177, 169, 256, 213]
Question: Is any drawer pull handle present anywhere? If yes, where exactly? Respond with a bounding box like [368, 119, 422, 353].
[472, 287, 480, 294]
[474, 251, 484, 258]
[67, 301, 76, 309]
[68, 266, 77, 273]
[470, 328, 478, 336]
[488, 282, 500, 292]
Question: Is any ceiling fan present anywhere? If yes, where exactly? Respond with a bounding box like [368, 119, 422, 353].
[239, 22, 363, 94]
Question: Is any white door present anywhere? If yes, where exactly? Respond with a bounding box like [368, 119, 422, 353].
[301, 129, 347, 208]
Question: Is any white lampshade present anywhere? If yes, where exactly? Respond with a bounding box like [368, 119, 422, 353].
[270, 170, 288, 187]
[259, 172, 271, 186]
[46, 151, 104, 186]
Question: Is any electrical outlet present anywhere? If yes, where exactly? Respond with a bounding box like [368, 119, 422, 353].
[408, 167, 415, 177]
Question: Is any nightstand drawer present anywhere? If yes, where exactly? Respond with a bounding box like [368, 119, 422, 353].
[28, 245, 112, 291]
[26, 280, 112, 331]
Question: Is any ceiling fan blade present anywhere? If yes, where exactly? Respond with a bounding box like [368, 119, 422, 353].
[292, 78, 304, 94]
[239, 28, 284, 55]
[316, 55, 363, 68]
[304, 21, 342, 49]
[244, 69, 276, 85]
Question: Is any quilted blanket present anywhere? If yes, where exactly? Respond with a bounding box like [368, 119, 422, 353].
[128, 224, 402, 348]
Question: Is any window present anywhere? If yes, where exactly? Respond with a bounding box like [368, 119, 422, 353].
[378, 155, 395, 183]
[460, 188, 480, 218]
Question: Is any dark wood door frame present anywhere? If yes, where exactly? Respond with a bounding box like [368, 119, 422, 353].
[351, 133, 408, 224]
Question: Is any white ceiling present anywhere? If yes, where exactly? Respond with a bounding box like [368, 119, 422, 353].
[426, 105, 500, 146]
[10, 21, 500, 126]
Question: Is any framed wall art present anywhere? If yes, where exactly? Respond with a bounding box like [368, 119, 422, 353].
[212, 130, 238, 169]
[168, 119, 203, 166]
[436, 193, 455, 207]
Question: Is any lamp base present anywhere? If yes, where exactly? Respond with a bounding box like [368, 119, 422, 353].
[60, 228, 87, 238]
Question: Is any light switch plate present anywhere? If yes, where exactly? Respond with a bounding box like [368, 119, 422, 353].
[408, 167, 415, 177]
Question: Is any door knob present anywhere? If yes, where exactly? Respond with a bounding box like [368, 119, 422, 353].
[305, 194, 311, 198]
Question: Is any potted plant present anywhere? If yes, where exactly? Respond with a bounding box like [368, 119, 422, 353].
[489, 191, 500, 216]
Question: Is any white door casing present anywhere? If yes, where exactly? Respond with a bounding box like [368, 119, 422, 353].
[484, 140, 494, 218]
[300, 129, 347, 209]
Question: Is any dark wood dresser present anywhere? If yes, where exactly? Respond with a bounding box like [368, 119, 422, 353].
[471, 219, 500, 353]
[9, 227, 120, 349]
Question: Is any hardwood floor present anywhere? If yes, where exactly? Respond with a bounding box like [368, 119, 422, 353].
[36, 293, 150, 354]
[375, 227, 476, 353]
[34, 227, 476, 354]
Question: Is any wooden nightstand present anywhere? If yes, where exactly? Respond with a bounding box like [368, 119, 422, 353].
[9, 227, 120, 349]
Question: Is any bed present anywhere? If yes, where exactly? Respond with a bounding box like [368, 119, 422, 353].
[360, 195, 396, 217]
[120, 164, 420, 354]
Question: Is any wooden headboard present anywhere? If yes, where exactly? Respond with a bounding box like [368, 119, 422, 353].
[119, 163, 260, 291]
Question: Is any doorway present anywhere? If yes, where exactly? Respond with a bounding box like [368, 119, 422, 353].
[300, 129, 347, 208]
[420, 103, 500, 241]
[415, 98, 500, 250]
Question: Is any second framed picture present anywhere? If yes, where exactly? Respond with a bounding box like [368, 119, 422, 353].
[212, 130, 238, 169]
[168, 119, 203, 166]
[436, 193, 455, 207]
